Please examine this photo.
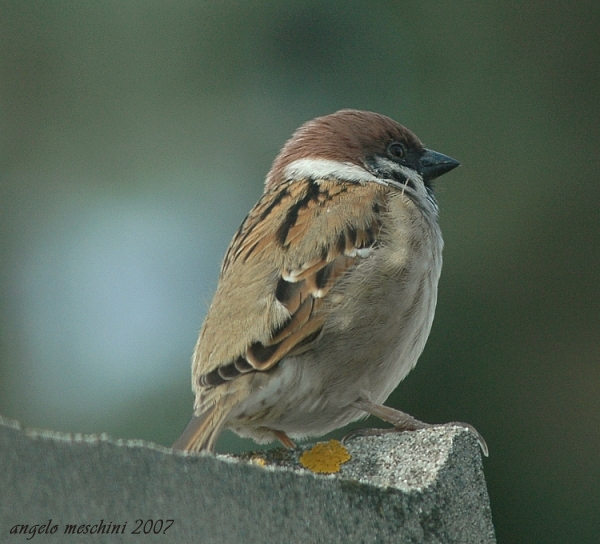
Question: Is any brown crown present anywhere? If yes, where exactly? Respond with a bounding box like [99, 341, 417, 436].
[266, 109, 423, 189]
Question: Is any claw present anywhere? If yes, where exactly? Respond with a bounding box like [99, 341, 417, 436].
[446, 421, 489, 457]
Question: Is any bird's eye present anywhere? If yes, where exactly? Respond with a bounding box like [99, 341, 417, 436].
[387, 142, 406, 159]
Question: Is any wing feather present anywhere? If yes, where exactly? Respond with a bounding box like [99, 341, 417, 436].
[193, 178, 387, 395]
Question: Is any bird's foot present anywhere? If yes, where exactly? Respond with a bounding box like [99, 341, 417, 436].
[343, 397, 488, 457]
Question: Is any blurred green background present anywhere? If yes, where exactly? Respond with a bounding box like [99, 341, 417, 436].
[1, 1, 598, 541]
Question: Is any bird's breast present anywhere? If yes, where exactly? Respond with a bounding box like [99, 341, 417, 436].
[300, 193, 444, 405]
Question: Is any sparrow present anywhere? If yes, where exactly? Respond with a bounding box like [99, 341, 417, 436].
[173, 109, 488, 456]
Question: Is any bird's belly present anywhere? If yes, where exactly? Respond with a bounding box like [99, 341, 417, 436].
[229, 248, 441, 440]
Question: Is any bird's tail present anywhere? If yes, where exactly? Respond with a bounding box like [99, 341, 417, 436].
[172, 405, 229, 453]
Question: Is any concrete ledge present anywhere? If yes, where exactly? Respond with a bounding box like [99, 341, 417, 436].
[0, 416, 495, 543]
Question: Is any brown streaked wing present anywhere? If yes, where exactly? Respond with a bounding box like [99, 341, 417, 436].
[197, 178, 385, 387]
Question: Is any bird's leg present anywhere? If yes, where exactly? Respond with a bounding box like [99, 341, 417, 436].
[352, 398, 431, 431]
[344, 397, 489, 457]
[272, 429, 297, 449]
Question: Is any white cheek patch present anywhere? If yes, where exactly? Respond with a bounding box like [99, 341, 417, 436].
[283, 157, 423, 194]
[283, 158, 380, 184]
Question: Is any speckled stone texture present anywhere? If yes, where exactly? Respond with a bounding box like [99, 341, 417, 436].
[0, 416, 495, 543]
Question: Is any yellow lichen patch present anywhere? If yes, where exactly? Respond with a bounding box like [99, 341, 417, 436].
[249, 456, 267, 467]
[299, 440, 351, 474]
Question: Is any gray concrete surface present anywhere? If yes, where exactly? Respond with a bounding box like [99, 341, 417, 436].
[0, 415, 495, 543]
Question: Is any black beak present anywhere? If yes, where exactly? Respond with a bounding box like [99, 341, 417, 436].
[418, 149, 460, 182]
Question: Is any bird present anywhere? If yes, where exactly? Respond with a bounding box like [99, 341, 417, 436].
[173, 109, 487, 456]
